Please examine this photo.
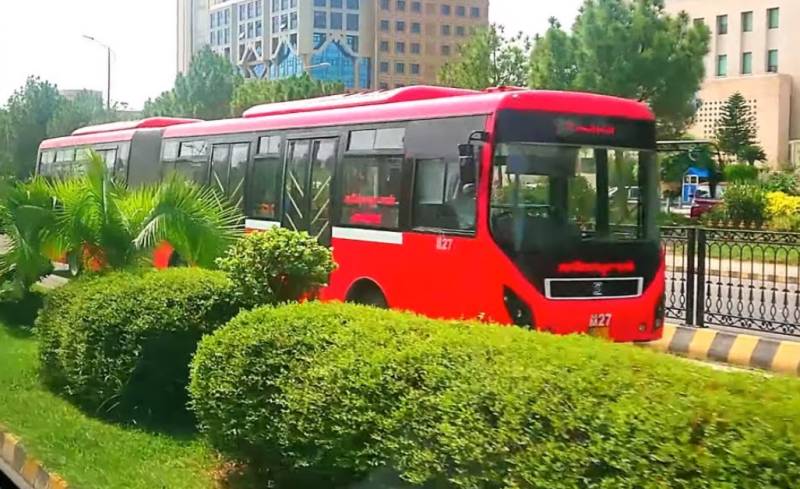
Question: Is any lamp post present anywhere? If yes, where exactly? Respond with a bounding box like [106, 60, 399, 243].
[82, 35, 113, 111]
[305, 62, 331, 73]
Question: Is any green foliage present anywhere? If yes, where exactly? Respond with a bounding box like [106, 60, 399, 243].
[37, 268, 239, 425]
[762, 171, 799, 195]
[741, 144, 767, 165]
[723, 163, 759, 183]
[723, 184, 767, 224]
[47, 90, 113, 138]
[660, 145, 718, 184]
[438, 25, 531, 89]
[215, 228, 336, 308]
[144, 46, 242, 120]
[715, 92, 760, 162]
[191, 302, 800, 488]
[530, 1, 710, 138]
[0, 177, 58, 301]
[231, 74, 344, 117]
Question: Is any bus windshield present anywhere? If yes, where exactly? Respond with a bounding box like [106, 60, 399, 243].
[490, 143, 658, 253]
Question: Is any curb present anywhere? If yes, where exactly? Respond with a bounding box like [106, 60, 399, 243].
[644, 324, 800, 375]
[0, 425, 69, 489]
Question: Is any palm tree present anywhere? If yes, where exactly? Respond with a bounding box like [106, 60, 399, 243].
[0, 176, 59, 299]
[51, 152, 243, 273]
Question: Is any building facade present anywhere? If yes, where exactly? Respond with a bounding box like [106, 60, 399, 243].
[177, 0, 489, 90]
[664, 0, 800, 167]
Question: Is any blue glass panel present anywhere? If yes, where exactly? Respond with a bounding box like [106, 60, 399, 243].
[310, 41, 356, 88]
[359, 57, 371, 89]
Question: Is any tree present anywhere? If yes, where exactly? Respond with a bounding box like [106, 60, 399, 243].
[3, 77, 63, 177]
[529, 0, 710, 138]
[714, 92, 761, 163]
[529, 18, 577, 90]
[144, 46, 242, 120]
[47, 90, 111, 137]
[231, 74, 345, 117]
[438, 25, 531, 90]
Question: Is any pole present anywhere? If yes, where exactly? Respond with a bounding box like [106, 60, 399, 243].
[106, 46, 111, 111]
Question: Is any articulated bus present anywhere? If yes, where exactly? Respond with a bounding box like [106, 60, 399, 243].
[38, 86, 665, 342]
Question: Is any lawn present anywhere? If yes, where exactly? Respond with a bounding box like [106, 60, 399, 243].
[0, 320, 219, 489]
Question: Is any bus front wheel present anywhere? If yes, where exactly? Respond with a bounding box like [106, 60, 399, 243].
[346, 281, 388, 309]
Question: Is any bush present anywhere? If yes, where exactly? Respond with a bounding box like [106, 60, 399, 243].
[723, 184, 767, 225]
[37, 268, 239, 426]
[762, 171, 799, 195]
[190, 303, 800, 489]
[723, 163, 759, 183]
[216, 228, 336, 308]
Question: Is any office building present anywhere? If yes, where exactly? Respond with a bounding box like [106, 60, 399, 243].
[177, 0, 490, 90]
[665, 0, 800, 167]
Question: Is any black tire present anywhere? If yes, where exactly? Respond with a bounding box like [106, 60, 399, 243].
[348, 283, 388, 309]
[168, 251, 187, 268]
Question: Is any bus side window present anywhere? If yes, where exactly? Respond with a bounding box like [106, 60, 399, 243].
[174, 140, 210, 184]
[413, 158, 476, 233]
[341, 155, 403, 229]
[38, 150, 56, 176]
[248, 135, 282, 220]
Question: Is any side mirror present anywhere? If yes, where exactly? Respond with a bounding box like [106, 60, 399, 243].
[458, 143, 477, 185]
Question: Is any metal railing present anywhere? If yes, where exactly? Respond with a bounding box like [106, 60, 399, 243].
[665, 226, 800, 337]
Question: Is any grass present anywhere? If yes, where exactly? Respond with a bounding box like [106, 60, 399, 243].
[0, 318, 219, 489]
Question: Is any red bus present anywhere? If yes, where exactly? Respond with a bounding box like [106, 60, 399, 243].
[39, 86, 665, 342]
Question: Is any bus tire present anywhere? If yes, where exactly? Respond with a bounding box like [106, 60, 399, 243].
[346, 281, 388, 309]
[168, 251, 187, 268]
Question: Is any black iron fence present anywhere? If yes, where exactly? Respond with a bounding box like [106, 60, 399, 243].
[664, 226, 800, 337]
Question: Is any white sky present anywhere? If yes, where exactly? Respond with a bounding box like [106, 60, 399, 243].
[0, 0, 583, 110]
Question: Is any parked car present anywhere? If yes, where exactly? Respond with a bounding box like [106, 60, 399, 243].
[690, 184, 727, 219]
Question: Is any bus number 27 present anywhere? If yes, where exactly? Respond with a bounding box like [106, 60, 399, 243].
[589, 313, 612, 328]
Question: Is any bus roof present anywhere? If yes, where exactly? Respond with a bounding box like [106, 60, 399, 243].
[242, 85, 478, 118]
[165, 88, 655, 140]
[71, 117, 201, 136]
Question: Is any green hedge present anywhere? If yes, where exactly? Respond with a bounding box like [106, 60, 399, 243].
[37, 268, 239, 426]
[190, 302, 800, 488]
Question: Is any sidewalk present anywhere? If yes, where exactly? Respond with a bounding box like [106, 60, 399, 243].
[666, 253, 800, 285]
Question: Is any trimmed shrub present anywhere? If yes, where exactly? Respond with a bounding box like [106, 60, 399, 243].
[216, 228, 336, 308]
[190, 303, 800, 488]
[723, 184, 767, 225]
[37, 268, 239, 425]
[723, 163, 759, 183]
[762, 171, 799, 196]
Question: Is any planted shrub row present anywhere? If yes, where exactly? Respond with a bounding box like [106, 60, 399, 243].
[190, 302, 800, 489]
[36, 268, 240, 424]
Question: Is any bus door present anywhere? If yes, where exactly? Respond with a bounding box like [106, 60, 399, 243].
[211, 142, 249, 209]
[282, 138, 338, 245]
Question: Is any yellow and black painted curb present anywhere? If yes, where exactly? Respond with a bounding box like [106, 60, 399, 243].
[645, 324, 800, 375]
[0, 425, 69, 489]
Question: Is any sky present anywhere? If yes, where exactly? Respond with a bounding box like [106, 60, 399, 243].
[0, 0, 583, 110]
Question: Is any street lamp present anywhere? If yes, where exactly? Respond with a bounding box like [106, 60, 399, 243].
[305, 62, 331, 72]
[82, 34, 113, 111]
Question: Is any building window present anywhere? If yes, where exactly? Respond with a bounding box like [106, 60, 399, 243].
[331, 0, 343, 8]
[380, 62, 390, 73]
[255, 20, 262, 37]
[411, 1, 421, 12]
[396, 20, 406, 31]
[281, 0, 288, 9]
[396, 0, 406, 11]
[395, 62, 405, 74]
[716, 54, 728, 77]
[741, 52, 752, 74]
[470, 6, 480, 17]
[380, 40, 390, 52]
[768, 49, 779, 72]
[314, 11, 326, 28]
[314, 0, 326, 6]
[255, 1, 262, 16]
[411, 22, 421, 33]
[741, 11, 753, 32]
[441, 45, 451, 56]
[313, 32, 326, 48]
[380, 20, 390, 31]
[411, 63, 420, 74]
[768, 8, 779, 29]
[346, 34, 359, 53]
[346, 13, 359, 30]
[379, 82, 389, 89]
[456, 5, 465, 16]
[716, 15, 728, 35]
[380, 0, 389, 9]
[456, 25, 465, 36]
[396, 41, 406, 53]
[330, 12, 343, 29]
[411, 42, 421, 54]
[290, 11, 297, 29]
[441, 4, 451, 15]
[441, 24, 451, 36]
[346, 0, 359, 8]
[280, 14, 288, 31]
